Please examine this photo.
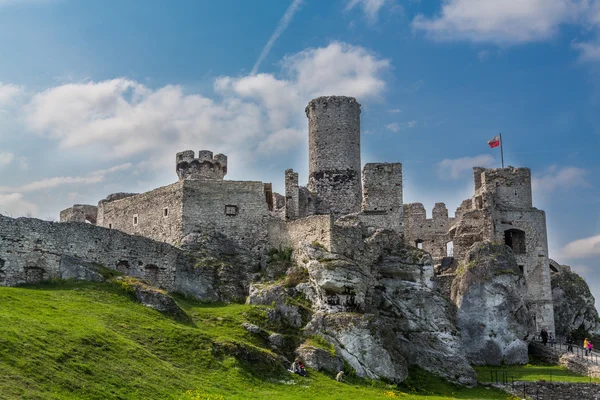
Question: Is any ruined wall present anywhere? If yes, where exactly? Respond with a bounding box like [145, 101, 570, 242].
[59, 204, 98, 224]
[306, 96, 362, 217]
[475, 166, 533, 210]
[493, 208, 554, 333]
[97, 182, 184, 246]
[268, 215, 333, 251]
[176, 150, 227, 181]
[360, 163, 403, 232]
[0, 215, 188, 290]
[285, 169, 299, 219]
[182, 180, 270, 256]
[402, 203, 455, 263]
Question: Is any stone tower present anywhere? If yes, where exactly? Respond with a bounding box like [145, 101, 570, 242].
[175, 150, 227, 181]
[305, 96, 362, 217]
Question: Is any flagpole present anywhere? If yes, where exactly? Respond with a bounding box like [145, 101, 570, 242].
[500, 133, 504, 168]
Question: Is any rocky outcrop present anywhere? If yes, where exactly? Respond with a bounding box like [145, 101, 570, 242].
[295, 342, 344, 373]
[452, 242, 532, 365]
[246, 283, 303, 328]
[124, 278, 191, 322]
[305, 312, 408, 382]
[551, 266, 600, 337]
[295, 234, 477, 386]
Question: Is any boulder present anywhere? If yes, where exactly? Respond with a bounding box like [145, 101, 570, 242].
[451, 242, 533, 366]
[127, 279, 191, 322]
[246, 283, 302, 328]
[552, 266, 600, 337]
[295, 343, 344, 373]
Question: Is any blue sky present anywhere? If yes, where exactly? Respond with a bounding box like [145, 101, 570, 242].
[0, 0, 599, 305]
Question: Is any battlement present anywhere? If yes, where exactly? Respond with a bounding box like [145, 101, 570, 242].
[176, 150, 227, 181]
[474, 166, 532, 209]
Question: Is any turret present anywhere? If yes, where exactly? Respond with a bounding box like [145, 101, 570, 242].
[176, 150, 228, 181]
[305, 96, 362, 217]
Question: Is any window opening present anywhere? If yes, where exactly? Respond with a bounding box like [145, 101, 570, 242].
[415, 239, 423, 250]
[133, 215, 138, 226]
[504, 229, 526, 254]
[446, 241, 454, 257]
[225, 205, 238, 216]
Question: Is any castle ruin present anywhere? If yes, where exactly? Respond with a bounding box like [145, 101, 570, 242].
[54, 95, 553, 334]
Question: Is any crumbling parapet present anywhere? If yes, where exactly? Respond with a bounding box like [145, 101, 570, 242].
[59, 204, 98, 224]
[306, 96, 362, 218]
[475, 166, 533, 210]
[176, 150, 227, 181]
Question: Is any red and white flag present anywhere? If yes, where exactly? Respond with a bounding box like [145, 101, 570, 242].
[488, 135, 501, 148]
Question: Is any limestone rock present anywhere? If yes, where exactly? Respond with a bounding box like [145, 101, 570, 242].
[296, 245, 371, 313]
[374, 252, 476, 386]
[268, 333, 285, 348]
[129, 280, 191, 322]
[295, 343, 344, 373]
[305, 312, 408, 383]
[451, 242, 533, 365]
[242, 322, 262, 334]
[246, 283, 302, 328]
[551, 267, 600, 337]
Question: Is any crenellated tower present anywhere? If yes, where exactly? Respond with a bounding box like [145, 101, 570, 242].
[305, 96, 362, 217]
[176, 150, 228, 181]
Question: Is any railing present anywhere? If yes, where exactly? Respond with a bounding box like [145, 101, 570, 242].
[537, 335, 600, 365]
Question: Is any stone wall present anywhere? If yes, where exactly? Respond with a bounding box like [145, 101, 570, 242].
[505, 382, 600, 400]
[0, 214, 188, 290]
[306, 96, 362, 217]
[268, 214, 333, 251]
[97, 182, 184, 246]
[182, 179, 270, 258]
[403, 203, 455, 263]
[285, 169, 299, 219]
[360, 163, 403, 233]
[59, 204, 98, 224]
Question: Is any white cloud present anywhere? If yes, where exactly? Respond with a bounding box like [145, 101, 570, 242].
[346, 0, 388, 23]
[252, 0, 303, 75]
[24, 42, 389, 168]
[412, 0, 584, 44]
[572, 40, 600, 61]
[532, 165, 589, 193]
[437, 154, 495, 179]
[386, 122, 400, 132]
[0, 152, 14, 168]
[0, 83, 23, 106]
[388, 108, 401, 113]
[385, 120, 417, 133]
[561, 234, 600, 259]
[0, 163, 131, 193]
[0, 193, 38, 217]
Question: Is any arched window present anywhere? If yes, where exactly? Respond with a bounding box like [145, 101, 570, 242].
[504, 229, 526, 254]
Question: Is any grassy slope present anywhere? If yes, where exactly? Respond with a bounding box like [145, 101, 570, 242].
[475, 363, 600, 384]
[0, 282, 514, 400]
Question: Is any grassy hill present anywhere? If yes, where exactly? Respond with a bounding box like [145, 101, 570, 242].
[0, 281, 514, 399]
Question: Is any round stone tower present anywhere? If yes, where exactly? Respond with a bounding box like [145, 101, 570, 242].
[305, 96, 362, 217]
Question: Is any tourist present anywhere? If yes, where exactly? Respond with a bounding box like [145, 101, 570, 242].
[567, 335, 574, 353]
[588, 341, 594, 356]
[584, 338, 589, 355]
[549, 334, 555, 347]
[541, 329, 548, 346]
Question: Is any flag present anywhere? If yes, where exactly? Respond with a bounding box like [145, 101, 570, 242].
[488, 135, 501, 148]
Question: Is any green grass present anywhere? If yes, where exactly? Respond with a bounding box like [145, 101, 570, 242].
[475, 363, 600, 383]
[0, 281, 514, 399]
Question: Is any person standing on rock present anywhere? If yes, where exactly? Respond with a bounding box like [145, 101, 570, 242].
[541, 329, 548, 346]
[584, 338, 589, 355]
[588, 341, 593, 356]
